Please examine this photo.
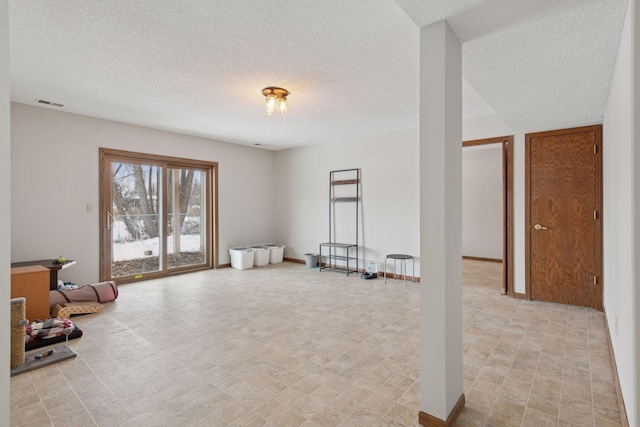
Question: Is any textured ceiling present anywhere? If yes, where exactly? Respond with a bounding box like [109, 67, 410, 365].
[9, 0, 628, 150]
[396, 0, 629, 131]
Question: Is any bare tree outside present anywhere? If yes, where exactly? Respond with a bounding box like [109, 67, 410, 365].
[167, 168, 205, 268]
[109, 162, 206, 277]
[167, 169, 196, 234]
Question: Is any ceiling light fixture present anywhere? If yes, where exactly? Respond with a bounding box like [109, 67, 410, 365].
[262, 87, 288, 115]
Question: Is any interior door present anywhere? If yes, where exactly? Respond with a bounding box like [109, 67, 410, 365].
[525, 125, 602, 309]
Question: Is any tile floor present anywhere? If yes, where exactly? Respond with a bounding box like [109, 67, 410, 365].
[9, 260, 621, 426]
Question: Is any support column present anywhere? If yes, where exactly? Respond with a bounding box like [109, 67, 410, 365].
[632, 1, 640, 425]
[419, 20, 464, 426]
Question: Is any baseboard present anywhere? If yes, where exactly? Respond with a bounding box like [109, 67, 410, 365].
[462, 256, 502, 263]
[513, 292, 525, 299]
[284, 257, 421, 282]
[382, 271, 421, 283]
[217, 263, 231, 268]
[284, 258, 329, 268]
[284, 258, 332, 269]
[419, 394, 465, 426]
[603, 308, 629, 427]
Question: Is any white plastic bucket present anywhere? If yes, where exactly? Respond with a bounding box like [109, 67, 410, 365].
[249, 246, 270, 267]
[262, 244, 285, 264]
[229, 247, 254, 270]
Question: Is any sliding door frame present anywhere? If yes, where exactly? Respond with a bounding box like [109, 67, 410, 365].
[99, 148, 218, 283]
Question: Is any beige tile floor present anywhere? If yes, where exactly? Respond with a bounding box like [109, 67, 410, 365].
[9, 260, 621, 426]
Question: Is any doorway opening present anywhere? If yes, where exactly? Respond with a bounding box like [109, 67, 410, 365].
[462, 136, 514, 296]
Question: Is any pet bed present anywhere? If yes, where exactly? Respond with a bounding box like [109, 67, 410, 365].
[49, 280, 118, 311]
[52, 301, 103, 318]
[24, 324, 82, 351]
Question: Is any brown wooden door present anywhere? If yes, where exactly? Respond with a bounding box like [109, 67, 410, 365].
[525, 125, 602, 309]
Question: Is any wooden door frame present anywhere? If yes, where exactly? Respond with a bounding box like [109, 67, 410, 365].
[462, 136, 514, 297]
[99, 148, 219, 283]
[524, 125, 603, 309]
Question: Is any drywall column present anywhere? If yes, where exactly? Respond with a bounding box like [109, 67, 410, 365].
[633, 0, 640, 424]
[0, 0, 11, 425]
[419, 20, 464, 424]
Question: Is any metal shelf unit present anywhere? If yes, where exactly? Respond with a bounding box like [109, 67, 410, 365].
[319, 242, 358, 275]
[319, 169, 360, 275]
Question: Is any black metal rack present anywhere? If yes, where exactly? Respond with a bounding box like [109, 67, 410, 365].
[319, 168, 360, 275]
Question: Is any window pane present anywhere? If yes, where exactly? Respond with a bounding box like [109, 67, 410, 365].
[111, 162, 163, 277]
[167, 168, 207, 269]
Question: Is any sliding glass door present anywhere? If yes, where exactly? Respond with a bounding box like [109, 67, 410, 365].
[167, 167, 207, 270]
[100, 149, 217, 283]
[110, 161, 164, 278]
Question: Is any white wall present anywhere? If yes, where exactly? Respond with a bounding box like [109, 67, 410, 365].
[603, 0, 639, 424]
[274, 108, 609, 303]
[11, 103, 277, 285]
[1, 1, 11, 424]
[635, 0, 640, 419]
[273, 113, 518, 280]
[462, 113, 513, 141]
[462, 144, 502, 259]
[274, 128, 420, 276]
[513, 133, 526, 294]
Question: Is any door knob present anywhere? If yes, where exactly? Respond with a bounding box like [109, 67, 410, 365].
[533, 224, 548, 231]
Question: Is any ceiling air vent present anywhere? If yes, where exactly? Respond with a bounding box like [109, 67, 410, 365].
[36, 99, 64, 108]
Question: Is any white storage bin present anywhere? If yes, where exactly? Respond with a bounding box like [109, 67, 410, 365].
[249, 246, 270, 266]
[263, 243, 285, 264]
[229, 247, 254, 270]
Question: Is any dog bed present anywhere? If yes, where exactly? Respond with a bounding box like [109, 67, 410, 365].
[52, 302, 103, 318]
[24, 321, 83, 351]
[49, 280, 118, 311]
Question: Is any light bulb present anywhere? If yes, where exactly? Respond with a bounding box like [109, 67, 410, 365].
[265, 93, 277, 115]
[277, 97, 287, 115]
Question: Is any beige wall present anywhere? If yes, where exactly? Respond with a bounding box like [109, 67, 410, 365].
[11, 103, 277, 285]
[273, 114, 520, 283]
[274, 127, 420, 276]
[462, 144, 503, 259]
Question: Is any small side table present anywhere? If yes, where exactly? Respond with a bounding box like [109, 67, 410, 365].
[11, 259, 77, 291]
[384, 254, 414, 287]
[11, 266, 50, 321]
